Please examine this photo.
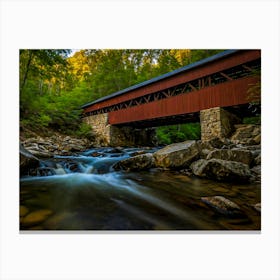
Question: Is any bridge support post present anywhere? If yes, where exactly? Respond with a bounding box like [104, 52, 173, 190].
[200, 107, 240, 141]
[83, 113, 156, 146]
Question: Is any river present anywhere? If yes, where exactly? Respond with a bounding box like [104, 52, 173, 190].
[20, 147, 261, 230]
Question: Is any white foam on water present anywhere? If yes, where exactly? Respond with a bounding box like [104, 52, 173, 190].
[54, 168, 66, 175]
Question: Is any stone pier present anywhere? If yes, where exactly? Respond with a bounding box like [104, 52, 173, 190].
[83, 113, 156, 146]
[200, 107, 240, 141]
[84, 108, 241, 145]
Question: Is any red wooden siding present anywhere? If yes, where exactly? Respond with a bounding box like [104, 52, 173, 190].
[84, 50, 260, 113]
[108, 76, 259, 125]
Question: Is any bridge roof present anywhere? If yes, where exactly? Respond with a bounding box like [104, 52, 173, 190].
[81, 49, 239, 109]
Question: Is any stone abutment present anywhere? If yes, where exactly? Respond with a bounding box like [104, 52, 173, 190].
[200, 107, 241, 141]
[83, 113, 156, 146]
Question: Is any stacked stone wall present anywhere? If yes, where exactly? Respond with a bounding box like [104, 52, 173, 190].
[83, 114, 111, 146]
[200, 107, 240, 141]
[83, 113, 156, 146]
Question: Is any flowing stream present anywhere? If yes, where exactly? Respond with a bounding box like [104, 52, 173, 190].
[20, 147, 261, 230]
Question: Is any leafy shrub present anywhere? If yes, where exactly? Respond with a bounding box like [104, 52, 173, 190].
[156, 129, 172, 145]
[39, 114, 52, 127]
[243, 116, 261, 125]
[156, 123, 201, 145]
[76, 123, 94, 138]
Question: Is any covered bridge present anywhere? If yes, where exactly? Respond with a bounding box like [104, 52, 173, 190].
[82, 49, 261, 146]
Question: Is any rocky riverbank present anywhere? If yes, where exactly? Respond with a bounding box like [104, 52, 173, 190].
[20, 131, 96, 176]
[20, 124, 261, 227]
[113, 139, 261, 183]
[113, 124, 261, 184]
[20, 124, 261, 183]
[20, 133, 95, 157]
[112, 124, 261, 218]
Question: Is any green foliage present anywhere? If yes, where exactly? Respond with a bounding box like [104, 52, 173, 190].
[156, 129, 172, 145]
[156, 123, 201, 145]
[76, 123, 94, 138]
[39, 114, 52, 127]
[20, 49, 71, 93]
[20, 49, 222, 139]
[243, 116, 261, 125]
[247, 69, 261, 105]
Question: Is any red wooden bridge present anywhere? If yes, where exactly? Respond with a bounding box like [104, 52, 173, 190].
[82, 50, 260, 129]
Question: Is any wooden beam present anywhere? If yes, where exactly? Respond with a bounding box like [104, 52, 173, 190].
[144, 95, 151, 103]
[153, 92, 160, 101]
[181, 84, 188, 93]
[188, 82, 197, 91]
[170, 88, 177, 96]
[201, 78, 205, 88]
[208, 76, 211, 86]
[220, 72, 233, 80]
[242, 64, 253, 71]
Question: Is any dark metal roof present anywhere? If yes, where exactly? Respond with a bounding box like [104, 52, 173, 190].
[81, 49, 239, 108]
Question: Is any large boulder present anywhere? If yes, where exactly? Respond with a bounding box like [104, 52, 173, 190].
[190, 158, 251, 182]
[113, 153, 155, 171]
[194, 138, 235, 159]
[153, 141, 199, 169]
[198, 137, 229, 149]
[20, 144, 40, 175]
[201, 196, 245, 217]
[206, 149, 253, 165]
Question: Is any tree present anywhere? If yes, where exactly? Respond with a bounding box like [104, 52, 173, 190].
[20, 48, 224, 139]
[20, 49, 70, 93]
[67, 50, 91, 82]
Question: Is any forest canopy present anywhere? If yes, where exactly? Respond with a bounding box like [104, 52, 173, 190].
[20, 49, 223, 141]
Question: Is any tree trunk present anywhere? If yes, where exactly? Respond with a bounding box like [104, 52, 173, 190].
[20, 50, 33, 92]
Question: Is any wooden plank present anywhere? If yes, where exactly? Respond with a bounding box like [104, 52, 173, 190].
[108, 76, 259, 125]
